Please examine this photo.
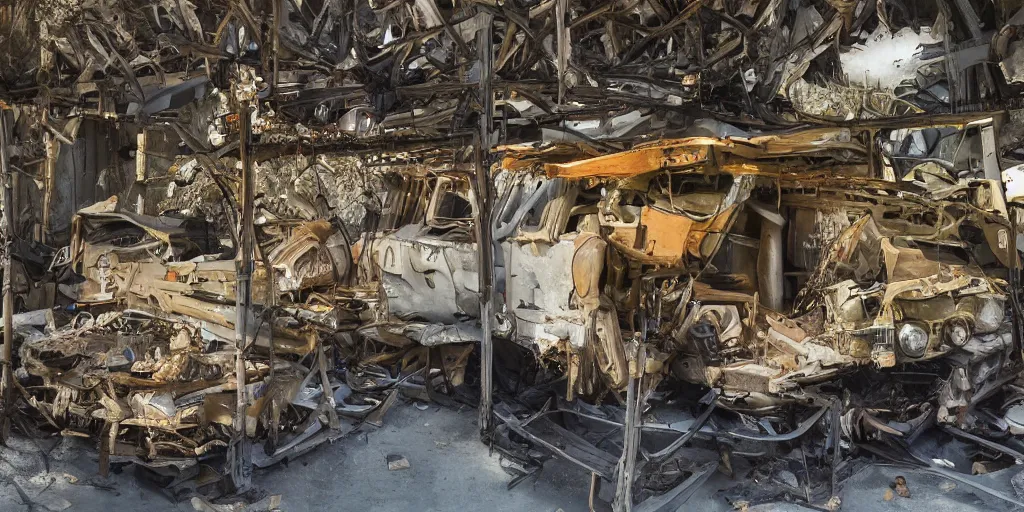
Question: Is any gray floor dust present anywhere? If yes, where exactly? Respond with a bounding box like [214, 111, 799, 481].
[1, 402, 1021, 511]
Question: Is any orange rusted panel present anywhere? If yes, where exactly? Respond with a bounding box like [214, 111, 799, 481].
[544, 144, 710, 178]
[605, 204, 738, 266]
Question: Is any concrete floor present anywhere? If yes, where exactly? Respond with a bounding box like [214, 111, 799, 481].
[0, 402, 590, 512]
[1, 401, 1023, 511]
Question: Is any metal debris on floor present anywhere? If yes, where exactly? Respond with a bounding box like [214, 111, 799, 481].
[892, 476, 911, 498]
[386, 454, 410, 471]
[1, 0, 1024, 511]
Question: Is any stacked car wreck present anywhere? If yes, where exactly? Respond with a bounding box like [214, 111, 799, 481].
[3, 0, 1024, 510]
[354, 118, 1024, 508]
[14, 191, 390, 490]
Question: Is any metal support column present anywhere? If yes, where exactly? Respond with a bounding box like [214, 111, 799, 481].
[41, 132, 57, 243]
[555, 0, 568, 104]
[228, 89, 254, 491]
[0, 109, 13, 442]
[612, 346, 645, 512]
[474, 16, 496, 435]
[271, 0, 280, 96]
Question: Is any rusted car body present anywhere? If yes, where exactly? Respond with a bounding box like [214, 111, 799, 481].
[353, 117, 1023, 507]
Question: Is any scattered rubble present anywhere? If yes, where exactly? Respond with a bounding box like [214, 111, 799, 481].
[892, 475, 911, 498]
[386, 454, 410, 471]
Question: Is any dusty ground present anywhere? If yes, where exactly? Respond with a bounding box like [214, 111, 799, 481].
[0, 402, 590, 512]
[1, 401, 1022, 511]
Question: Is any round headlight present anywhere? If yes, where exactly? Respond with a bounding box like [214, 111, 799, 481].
[943, 318, 971, 347]
[898, 323, 928, 358]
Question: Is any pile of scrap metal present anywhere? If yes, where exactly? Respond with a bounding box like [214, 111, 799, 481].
[8, 190, 402, 497]
[3, 0, 1024, 137]
[4, 0, 1024, 510]
[473, 116, 1024, 510]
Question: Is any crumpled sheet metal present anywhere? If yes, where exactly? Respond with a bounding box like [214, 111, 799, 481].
[486, 122, 1020, 428]
[11, 195, 391, 486]
[480, 122, 1021, 508]
[371, 224, 481, 324]
[541, 129, 866, 178]
[4, 1, 1024, 508]
[265, 220, 349, 293]
[4, 0, 1023, 151]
